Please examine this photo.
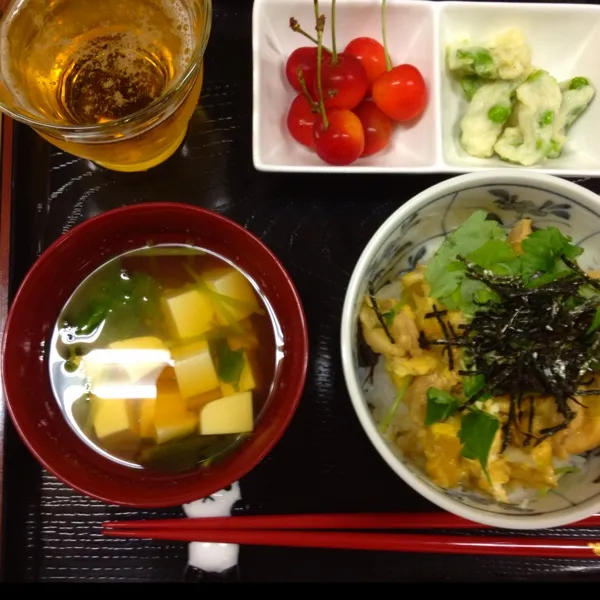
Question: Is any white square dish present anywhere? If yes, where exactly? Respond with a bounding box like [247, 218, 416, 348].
[252, 0, 600, 176]
[440, 1, 600, 176]
[252, 0, 438, 173]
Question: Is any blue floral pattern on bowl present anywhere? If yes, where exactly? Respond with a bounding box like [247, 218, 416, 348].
[349, 179, 600, 518]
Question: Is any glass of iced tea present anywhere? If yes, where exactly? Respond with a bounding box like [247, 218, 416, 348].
[0, 0, 211, 172]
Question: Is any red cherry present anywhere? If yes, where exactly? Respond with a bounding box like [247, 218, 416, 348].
[285, 47, 320, 94]
[352, 100, 393, 157]
[344, 37, 387, 93]
[313, 108, 365, 166]
[312, 53, 368, 110]
[372, 64, 427, 122]
[287, 93, 318, 149]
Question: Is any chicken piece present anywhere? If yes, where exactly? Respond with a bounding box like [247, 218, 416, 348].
[404, 371, 460, 426]
[552, 399, 600, 459]
[359, 298, 403, 358]
[401, 265, 429, 291]
[401, 275, 440, 336]
[359, 298, 423, 359]
[527, 392, 600, 460]
[507, 218, 532, 254]
[396, 429, 423, 459]
[390, 306, 423, 357]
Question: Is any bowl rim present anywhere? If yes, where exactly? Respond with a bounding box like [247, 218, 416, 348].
[341, 168, 600, 529]
[2, 201, 309, 507]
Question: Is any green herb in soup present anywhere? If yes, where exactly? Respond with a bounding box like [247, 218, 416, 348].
[49, 245, 278, 473]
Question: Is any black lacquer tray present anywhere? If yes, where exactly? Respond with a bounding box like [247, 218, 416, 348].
[3, 0, 600, 582]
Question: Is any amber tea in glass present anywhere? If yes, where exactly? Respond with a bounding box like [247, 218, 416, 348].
[0, 0, 211, 171]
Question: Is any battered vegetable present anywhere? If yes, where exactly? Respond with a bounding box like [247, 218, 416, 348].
[447, 29, 594, 165]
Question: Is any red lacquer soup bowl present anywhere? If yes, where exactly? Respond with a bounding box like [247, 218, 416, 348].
[1, 202, 309, 507]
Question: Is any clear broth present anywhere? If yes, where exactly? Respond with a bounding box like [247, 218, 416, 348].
[48, 244, 282, 474]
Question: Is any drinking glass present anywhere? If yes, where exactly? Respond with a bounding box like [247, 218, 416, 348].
[0, 0, 212, 172]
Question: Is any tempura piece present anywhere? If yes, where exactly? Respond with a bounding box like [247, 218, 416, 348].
[507, 218, 533, 255]
[460, 80, 518, 158]
[494, 70, 562, 165]
[548, 77, 596, 158]
[447, 28, 532, 81]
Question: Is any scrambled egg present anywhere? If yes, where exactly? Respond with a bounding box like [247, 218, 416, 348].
[360, 220, 600, 503]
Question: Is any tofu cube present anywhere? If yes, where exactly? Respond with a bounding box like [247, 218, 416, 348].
[93, 397, 140, 444]
[220, 350, 257, 397]
[199, 391, 254, 435]
[82, 354, 133, 398]
[172, 340, 219, 399]
[204, 268, 260, 324]
[162, 288, 216, 340]
[154, 385, 198, 444]
[157, 366, 177, 385]
[186, 387, 223, 411]
[139, 397, 156, 439]
[107, 336, 170, 384]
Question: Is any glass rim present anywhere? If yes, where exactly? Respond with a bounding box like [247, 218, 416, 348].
[0, 0, 212, 136]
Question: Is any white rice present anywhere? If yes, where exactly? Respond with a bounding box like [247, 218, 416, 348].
[361, 356, 411, 437]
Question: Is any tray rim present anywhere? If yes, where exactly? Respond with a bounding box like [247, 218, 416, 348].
[0, 114, 14, 579]
[3, 95, 600, 582]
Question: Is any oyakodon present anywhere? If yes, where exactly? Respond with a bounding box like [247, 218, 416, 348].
[360, 214, 600, 504]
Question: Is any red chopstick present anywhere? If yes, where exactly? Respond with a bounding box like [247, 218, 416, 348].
[102, 512, 600, 558]
[102, 511, 600, 531]
[102, 527, 600, 558]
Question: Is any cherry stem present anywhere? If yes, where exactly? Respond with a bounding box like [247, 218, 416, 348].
[331, 0, 338, 64]
[314, 4, 329, 130]
[297, 67, 319, 112]
[289, 17, 332, 53]
[381, 0, 392, 71]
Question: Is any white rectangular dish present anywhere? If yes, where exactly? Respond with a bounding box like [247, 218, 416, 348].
[252, 0, 600, 176]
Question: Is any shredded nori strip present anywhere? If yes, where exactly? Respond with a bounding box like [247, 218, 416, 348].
[368, 282, 395, 344]
[419, 255, 600, 450]
[425, 305, 455, 370]
[357, 324, 379, 385]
